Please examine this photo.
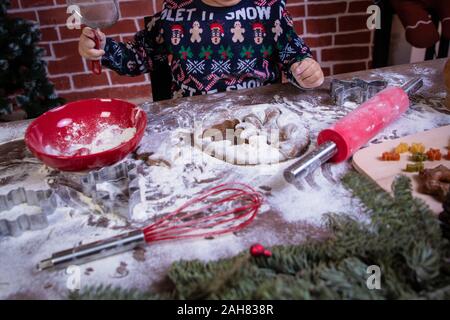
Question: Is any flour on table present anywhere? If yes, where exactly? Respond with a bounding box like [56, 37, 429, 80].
[1, 79, 449, 299]
[0, 164, 50, 194]
[131, 142, 226, 222]
[129, 102, 351, 223]
[0, 203, 42, 221]
[371, 67, 436, 91]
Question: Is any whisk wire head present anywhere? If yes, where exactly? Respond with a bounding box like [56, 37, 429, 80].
[142, 183, 263, 243]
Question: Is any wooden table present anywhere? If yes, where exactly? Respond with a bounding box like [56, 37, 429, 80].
[0, 59, 449, 299]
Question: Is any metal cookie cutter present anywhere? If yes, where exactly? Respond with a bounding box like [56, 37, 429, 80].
[80, 161, 159, 221]
[0, 188, 58, 237]
[80, 161, 137, 218]
[50, 161, 154, 221]
[330, 78, 388, 106]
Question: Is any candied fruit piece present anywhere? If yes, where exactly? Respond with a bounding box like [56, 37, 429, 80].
[394, 142, 409, 154]
[405, 162, 424, 172]
[426, 148, 442, 161]
[410, 152, 428, 162]
[381, 151, 400, 161]
[409, 143, 425, 154]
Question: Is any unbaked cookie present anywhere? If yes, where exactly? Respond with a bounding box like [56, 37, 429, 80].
[195, 104, 310, 165]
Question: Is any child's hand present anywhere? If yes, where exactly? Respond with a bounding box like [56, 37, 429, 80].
[78, 27, 106, 60]
[290, 58, 324, 89]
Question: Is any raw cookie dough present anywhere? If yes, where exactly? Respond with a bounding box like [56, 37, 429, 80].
[196, 104, 310, 165]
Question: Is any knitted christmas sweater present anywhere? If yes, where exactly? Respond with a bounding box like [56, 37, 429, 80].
[102, 0, 312, 99]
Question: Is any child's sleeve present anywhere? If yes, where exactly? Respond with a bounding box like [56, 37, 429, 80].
[101, 13, 165, 76]
[275, 0, 313, 88]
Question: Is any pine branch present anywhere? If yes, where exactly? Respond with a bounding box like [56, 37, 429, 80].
[69, 284, 163, 300]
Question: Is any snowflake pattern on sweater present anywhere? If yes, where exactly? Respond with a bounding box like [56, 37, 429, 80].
[102, 0, 312, 98]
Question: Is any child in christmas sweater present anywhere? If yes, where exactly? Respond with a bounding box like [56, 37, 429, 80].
[78, 0, 324, 99]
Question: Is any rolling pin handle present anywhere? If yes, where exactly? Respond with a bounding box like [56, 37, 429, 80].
[284, 141, 338, 183]
[400, 77, 423, 96]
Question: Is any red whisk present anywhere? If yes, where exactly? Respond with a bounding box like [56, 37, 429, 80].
[38, 183, 263, 271]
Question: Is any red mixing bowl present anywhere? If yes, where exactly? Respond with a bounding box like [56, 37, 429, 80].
[25, 98, 147, 172]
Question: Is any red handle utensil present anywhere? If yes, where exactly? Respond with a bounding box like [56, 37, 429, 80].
[38, 183, 263, 270]
[91, 30, 102, 75]
[67, 0, 119, 75]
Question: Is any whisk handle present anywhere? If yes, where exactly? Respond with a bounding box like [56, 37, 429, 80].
[38, 230, 145, 271]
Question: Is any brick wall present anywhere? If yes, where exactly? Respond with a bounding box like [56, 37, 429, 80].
[7, 0, 374, 103]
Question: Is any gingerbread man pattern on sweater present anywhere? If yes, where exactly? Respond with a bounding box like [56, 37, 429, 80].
[102, 0, 312, 98]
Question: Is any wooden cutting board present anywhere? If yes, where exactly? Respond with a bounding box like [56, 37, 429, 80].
[352, 125, 450, 214]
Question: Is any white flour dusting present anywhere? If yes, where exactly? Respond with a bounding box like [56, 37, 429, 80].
[131, 91, 450, 224]
[131, 102, 358, 224]
[0, 164, 50, 194]
[0, 203, 42, 221]
[370, 70, 409, 86]
[46, 124, 136, 156]
[131, 138, 226, 221]
[67, 124, 136, 155]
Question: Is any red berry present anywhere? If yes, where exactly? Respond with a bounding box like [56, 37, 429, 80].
[250, 244, 265, 257]
[250, 244, 272, 257]
[263, 249, 272, 257]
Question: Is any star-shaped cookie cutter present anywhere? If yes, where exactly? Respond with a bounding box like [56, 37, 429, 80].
[51, 161, 141, 220]
[330, 78, 388, 106]
[0, 188, 58, 237]
[80, 161, 139, 219]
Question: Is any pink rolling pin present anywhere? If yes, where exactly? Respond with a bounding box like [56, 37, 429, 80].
[284, 77, 423, 183]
